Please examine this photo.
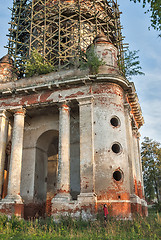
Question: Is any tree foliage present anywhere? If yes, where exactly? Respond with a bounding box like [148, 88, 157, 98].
[130, 0, 161, 37]
[25, 49, 54, 77]
[123, 49, 145, 79]
[141, 137, 161, 204]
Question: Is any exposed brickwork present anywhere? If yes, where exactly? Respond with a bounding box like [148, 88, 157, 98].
[131, 203, 142, 216]
[0, 203, 24, 218]
[24, 203, 45, 219]
[0, 38, 147, 220]
[97, 190, 130, 201]
[97, 202, 131, 218]
[0, 55, 17, 82]
[46, 198, 52, 216]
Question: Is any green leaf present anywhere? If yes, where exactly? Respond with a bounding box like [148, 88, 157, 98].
[25, 49, 54, 77]
[123, 49, 145, 79]
[130, 0, 161, 36]
[141, 137, 161, 203]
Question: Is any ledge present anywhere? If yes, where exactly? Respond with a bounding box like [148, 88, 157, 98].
[0, 69, 144, 128]
[0, 71, 130, 97]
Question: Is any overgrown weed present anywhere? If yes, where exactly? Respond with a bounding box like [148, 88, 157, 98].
[0, 212, 160, 239]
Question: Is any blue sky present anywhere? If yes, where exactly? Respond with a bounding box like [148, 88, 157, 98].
[0, 0, 161, 143]
[118, 0, 161, 144]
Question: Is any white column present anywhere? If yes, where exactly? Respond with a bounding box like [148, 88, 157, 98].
[0, 110, 9, 198]
[78, 97, 96, 202]
[5, 108, 25, 203]
[54, 103, 71, 200]
[136, 136, 145, 197]
[124, 103, 136, 195]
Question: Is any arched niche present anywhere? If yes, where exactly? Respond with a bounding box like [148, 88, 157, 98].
[35, 130, 59, 215]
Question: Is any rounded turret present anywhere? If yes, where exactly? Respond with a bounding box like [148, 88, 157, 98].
[93, 34, 119, 75]
[0, 55, 17, 82]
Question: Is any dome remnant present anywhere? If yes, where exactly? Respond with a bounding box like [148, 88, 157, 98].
[0, 55, 17, 82]
[7, 0, 125, 76]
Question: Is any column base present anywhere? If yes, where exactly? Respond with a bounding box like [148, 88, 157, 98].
[130, 194, 148, 216]
[51, 193, 72, 219]
[78, 192, 97, 204]
[52, 193, 71, 203]
[51, 192, 97, 221]
[77, 193, 97, 220]
[1, 194, 23, 204]
[130, 194, 142, 204]
[0, 195, 24, 218]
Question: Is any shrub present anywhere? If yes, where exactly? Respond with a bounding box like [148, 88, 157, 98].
[80, 45, 104, 74]
[25, 49, 54, 77]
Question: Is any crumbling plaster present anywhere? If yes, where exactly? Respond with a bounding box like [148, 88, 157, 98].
[0, 72, 147, 218]
[0, 37, 147, 219]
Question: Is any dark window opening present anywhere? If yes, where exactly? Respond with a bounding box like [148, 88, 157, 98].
[113, 171, 122, 181]
[112, 143, 121, 154]
[110, 117, 120, 127]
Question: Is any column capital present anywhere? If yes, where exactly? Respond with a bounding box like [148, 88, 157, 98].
[133, 130, 141, 139]
[132, 127, 140, 138]
[12, 107, 26, 116]
[59, 103, 70, 110]
[78, 96, 94, 106]
[57, 101, 70, 110]
[0, 109, 11, 119]
[124, 102, 131, 113]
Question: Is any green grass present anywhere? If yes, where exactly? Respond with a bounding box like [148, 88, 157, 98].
[0, 211, 160, 240]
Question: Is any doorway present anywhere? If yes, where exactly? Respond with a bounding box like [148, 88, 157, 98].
[35, 130, 59, 216]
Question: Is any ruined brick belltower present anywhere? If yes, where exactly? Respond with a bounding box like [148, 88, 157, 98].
[0, 0, 147, 219]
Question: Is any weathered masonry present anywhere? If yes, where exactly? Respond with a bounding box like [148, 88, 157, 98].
[0, 0, 147, 219]
[0, 37, 147, 219]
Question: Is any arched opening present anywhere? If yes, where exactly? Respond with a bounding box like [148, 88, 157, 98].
[35, 130, 59, 217]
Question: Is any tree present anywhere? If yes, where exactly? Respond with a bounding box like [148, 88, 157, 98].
[130, 0, 161, 37]
[123, 49, 145, 80]
[141, 137, 161, 204]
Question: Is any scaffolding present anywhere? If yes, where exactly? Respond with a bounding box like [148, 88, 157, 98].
[6, 0, 125, 76]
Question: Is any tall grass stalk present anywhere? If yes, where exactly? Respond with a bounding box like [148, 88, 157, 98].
[0, 213, 160, 239]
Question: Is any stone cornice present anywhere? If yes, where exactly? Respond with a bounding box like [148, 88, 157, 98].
[0, 71, 144, 128]
[0, 73, 130, 97]
[127, 92, 144, 129]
